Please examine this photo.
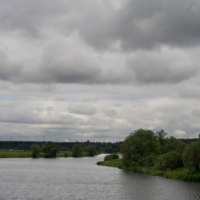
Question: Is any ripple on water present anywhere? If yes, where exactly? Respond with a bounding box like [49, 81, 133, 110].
[0, 156, 200, 200]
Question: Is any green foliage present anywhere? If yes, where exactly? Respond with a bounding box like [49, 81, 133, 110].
[104, 153, 119, 161]
[161, 136, 182, 154]
[64, 152, 68, 157]
[80, 143, 86, 151]
[97, 159, 200, 182]
[121, 129, 160, 166]
[105, 147, 117, 153]
[72, 144, 83, 157]
[157, 151, 183, 171]
[31, 143, 40, 158]
[182, 141, 200, 170]
[42, 142, 59, 158]
[138, 155, 157, 167]
[175, 142, 187, 154]
[86, 145, 97, 157]
[98, 147, 104, 152]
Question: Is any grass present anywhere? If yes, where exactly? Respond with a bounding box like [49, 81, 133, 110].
[0, 150, 32, 158]
[0, 150, 94, 158]
[97, 159, 200, 182]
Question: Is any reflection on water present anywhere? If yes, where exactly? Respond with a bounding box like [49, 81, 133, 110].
[0, 154, 200, 200]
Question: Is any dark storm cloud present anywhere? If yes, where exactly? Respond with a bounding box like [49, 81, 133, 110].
[1, 0, 200, 50]
[73, 0, 200, 50]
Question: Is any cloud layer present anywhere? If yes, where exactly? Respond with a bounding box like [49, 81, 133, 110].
[0, 0, 200, 141]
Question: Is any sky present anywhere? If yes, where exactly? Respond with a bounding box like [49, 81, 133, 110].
[0, 0, 200, 142]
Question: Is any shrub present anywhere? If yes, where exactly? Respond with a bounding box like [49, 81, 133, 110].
[111, 153, 119, 159]
[105, 147, 116, 153]
[138, 155, 156, 167]
[182, 141, 200, 170]
[86, 145, 97, 157]
[31, 144, 40, 158]
[42, 142, 59, 158]
[72, 144, 83, 157]
[64, 152, 68, 157]
[104, 153, 119, 161]
[157, 151, 183, 171]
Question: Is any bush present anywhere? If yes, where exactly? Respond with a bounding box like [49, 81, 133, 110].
[72, 144, 83, 157]
[105, 147, 116, 153]
[138, 155, 156, 167]
[64, 152, 68, 157]
[42, 142, 59, 158]
[104, 153, 119, 161]
[31, 144, 40, 158]
[183, 141, 200, 170]
[86, 145, 97, 157]
[111, 153, 119, 159]
[157, 151, 183, 171]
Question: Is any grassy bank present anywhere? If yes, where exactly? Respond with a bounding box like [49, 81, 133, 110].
[97, 159, 200, 182]
[0, 150, 32, 158]
[0, 150, 95, 158]
[0, 150, 74, 158]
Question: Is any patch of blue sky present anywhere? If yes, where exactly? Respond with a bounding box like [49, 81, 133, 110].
[0, 95, 16, 100]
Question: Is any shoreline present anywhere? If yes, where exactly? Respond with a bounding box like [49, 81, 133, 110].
[97, 159, 200, 182]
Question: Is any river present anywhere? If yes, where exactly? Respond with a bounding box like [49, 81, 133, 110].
[0, 154, 200, 200]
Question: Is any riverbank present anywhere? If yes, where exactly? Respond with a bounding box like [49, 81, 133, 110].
[0, 150, 74, 158]
[97, 159, 200, 182]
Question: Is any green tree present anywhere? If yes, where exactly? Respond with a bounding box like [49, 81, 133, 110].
[121, 129, 160, 166]
[104, 153, 119, 161]
[80, 143, 86, 151]
[86, 145, 97, 157]
[72, 144, 83, 157]
[31, 143, 40, 158]
[182, 141, 200, 170]
[105, 147, 116, 153]
[42, 141, 59, 158]
[161, 136, 181, 154]
[158, 151, 183, 171]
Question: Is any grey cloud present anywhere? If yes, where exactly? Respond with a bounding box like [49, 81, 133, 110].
[68, 104, 96, 115]
[67, 0, 200, 51]
[127, 50, 199, 84]
[0, 0, 72, 37]
[0, 49, 23, 81]
[0, 104, 81, 125]
[104, 109, 117, 117]
[1, 0, 200, 50]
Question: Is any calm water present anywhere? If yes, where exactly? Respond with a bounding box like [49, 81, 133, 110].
[0, 154, 200, 200]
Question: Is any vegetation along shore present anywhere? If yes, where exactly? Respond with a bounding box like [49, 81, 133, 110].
[97, 129, 200, 182]
[0, 142, 98, 158]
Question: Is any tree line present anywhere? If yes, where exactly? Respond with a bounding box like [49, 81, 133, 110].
[121, 129, 200, 171]
[31, 142, 98, 158]
[0, 141, 122, 153]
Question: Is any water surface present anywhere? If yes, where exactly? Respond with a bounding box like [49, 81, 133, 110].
[0, 154, 200, 200]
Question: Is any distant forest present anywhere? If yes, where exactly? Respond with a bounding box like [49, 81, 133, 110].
[0, 140, 122, 153]
[0, 138, 197, 152]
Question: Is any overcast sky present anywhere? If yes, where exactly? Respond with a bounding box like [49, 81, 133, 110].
[1, 0, 200, 142]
